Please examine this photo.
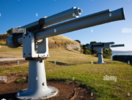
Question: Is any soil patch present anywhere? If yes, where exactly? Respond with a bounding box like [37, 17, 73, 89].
[0, 78, 96, 100]
[0, 60, 28, 66]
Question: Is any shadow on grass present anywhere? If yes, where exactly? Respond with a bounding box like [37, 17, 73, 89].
[113, 60, 132, 66]
[47, 78, 66, 82]
[48, 61, 92, 66]
[49, 61, 76, 66]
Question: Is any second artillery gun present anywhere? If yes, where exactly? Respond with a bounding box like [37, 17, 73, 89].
[87, 42, 124, 64]
[6, 7, 125, 99]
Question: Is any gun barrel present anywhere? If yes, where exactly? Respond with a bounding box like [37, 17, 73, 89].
[7, 8, 125, 47]
[111, 44, 124, 47]
[21, 7, 82, 31]
[35, 8, 125, 40]
[92, 42, 114, 46]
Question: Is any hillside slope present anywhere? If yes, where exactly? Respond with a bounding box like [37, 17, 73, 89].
[0, 33, 80, 50]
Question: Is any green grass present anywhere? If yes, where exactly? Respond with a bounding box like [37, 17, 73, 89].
[0, 46, 23, 58]
[0, 46, 132, 100]
[15, 77, 26, 83]
[46, 63, 132, 100]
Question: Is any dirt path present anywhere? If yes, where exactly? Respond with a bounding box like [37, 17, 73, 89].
[0, 60, 28, 66]
[0, 58, 24, 62]
[0, 80, 96, 100]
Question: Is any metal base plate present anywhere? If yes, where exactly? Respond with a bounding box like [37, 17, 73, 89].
[16, 86, 58, 100]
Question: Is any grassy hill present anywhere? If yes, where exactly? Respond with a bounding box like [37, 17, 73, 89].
[0, 46, 132, 100]
[0, 34, 80, 50]
[0, 33, 10, 45]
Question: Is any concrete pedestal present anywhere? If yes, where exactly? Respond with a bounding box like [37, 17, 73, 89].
[16, 60, 58, 100]
[97, 48, 105, 64]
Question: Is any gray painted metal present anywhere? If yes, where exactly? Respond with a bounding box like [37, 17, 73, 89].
[15, 8, 125, 45]
[97, 48, 104, 64]
[17, 37, 23, 45]
[35, 8, 124, 40]
[111, 44, 124, 47]
[92, 42, 114, 46]
[87, 42, 125, 64]
[16, 60, 58, 99]
[6, 35, 17, 48]
[16, 9, 110, 45]
[6, 8, 125, 48]
[22, 32, 49, 58]
[21, 7, 82, 30]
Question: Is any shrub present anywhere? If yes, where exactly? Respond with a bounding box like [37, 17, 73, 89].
[83, 49, 91, 54]
[55, 41, 57, 44]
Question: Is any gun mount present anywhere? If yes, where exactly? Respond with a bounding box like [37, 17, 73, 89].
[87, 42, 124, 64]
[6, 7, 125, 99]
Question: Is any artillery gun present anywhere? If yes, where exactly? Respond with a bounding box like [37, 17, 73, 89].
[87, 42, 124, 64]
[6, 7, 125, 99]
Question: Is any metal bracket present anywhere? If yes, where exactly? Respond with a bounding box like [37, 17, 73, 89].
[23, 32, 49, 58]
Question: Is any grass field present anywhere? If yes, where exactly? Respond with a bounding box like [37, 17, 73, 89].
[0, 46, 23, 58]
[0, 46, 132, 100]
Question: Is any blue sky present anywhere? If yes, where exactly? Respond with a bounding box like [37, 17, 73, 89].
[0, 0, 132, 51]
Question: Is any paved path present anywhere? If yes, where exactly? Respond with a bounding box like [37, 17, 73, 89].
[0, 58, 24, 62]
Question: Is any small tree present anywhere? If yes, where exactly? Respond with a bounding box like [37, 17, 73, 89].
[55, 41, 57, 44]
[75, 40, 81, 44]
[7, 28, 13, 35]
[90, 41, 97, 54]
[103, 48, 112, 58]
[83, 49, 91, 54]
[90, 41, 97, 45]
[82, 44, 91, 54]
